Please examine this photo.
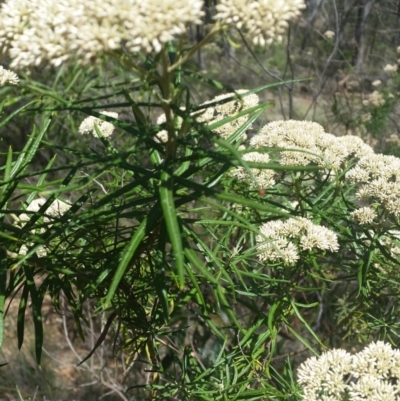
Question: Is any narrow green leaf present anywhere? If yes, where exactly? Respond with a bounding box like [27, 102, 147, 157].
[159, 170, 184, 289]
[285, 322, 320, 356]
[215, 192, 292, 217]
[26, 154, 57, 205]
[175, 147, 192, 176]
[23, 267, 43, 364]
[77, 312, 117, 367]
[267, 301, 280, 338]
[215, 284, 242, 330]
[183, 224, 234, 287]
[0, 116, 52, 217]
[153, 223, 169, 323]
[183, 247, 219, 285]
[290, 301, 325, 348]
[0, 100, 39, 128]
[105, 217, 148, 306]
[184, 261, 225, 341]
[4, 146, 12, 182]
[17, 285, 29, 350]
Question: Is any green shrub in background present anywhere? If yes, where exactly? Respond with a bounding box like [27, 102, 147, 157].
[1, 1, 400, 400]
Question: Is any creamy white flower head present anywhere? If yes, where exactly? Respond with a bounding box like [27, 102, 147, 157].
[323, 30, 335, 39]
[195, 90, 259, 140]
[256, 217, 338, 264]
[0, 65, 19, 85]
[17, 197, 71, 258]
[352, 341, 397, 379]
[215, 0, 306, 46]
[350, 207, 377, 224]
[346, 166, 371, 183]
[230, 151, 275, 189]
[0, 0, 204, 69]
[251, 120, 369, 170]
[386, 134, 400, 146]
[361, 112, 372, 123]
[350, 375, 397, 401]
[299, 223, 339, 252]
[364, 90, 385, 107]
[18, 197, 71, 225]
[297, 349, 353, 400]
[79, 111, 118, 138]
[251, 120, 325, 166]
[18, 197, 47, 224]
[336, 135, 374, 158]
[372, 79, 382, 87]
[346, 153, 400, 217]
[154, 130, 169, 144]
[298, 342, 400, 401]
[384, 64, 398, 73]
[397, 46, 400, 54]
[125, 0, 204, 54]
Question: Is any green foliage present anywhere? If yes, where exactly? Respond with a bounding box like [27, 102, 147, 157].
[2, 22, 400, 401]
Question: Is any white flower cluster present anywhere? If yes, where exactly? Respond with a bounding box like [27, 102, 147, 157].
[0, 0, 305, 69]
[297, 341, 400, 401]
[154, 90, 258, 146]
[79, 111, 118, 138]
[195, 90, 260, 140]
[350, 207, 377, 224]
[384, 64, 398, 73]
[363, 90, 385, 107]
[323, 30, 335, 39]
[250, 120, 373, 169]
[230, 151, 276, 189]
[0, 0, 204, 68]
[0, 65, 19, 85]
[256, 217, 339, 264]
[215, 0, 306, 46]
[379, 230, 400, 259]
[346, 153, 400, 217]
[387, 134, 400, 147]
[360, 112, 372, 123]
[18, 198, 71, 258]
[19, 198, 71, 223]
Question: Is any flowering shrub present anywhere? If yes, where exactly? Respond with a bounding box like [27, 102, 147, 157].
[1, 0, 400, 400]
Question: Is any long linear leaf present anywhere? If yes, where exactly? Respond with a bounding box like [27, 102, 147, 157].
[0, 116, 53, 217]
[183, 247, 219, 285]
[23, 266, 43, 364]
[215, 192, 293, 217]
[17, 284, 29, 350]
[105, 217, 148, 306]
[159, 169, 184, 289]
[290, 301, 325, 348]
[10, 115, 53, 178]
[77, 312, 117, 367]
[0, 100, 39, 128]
